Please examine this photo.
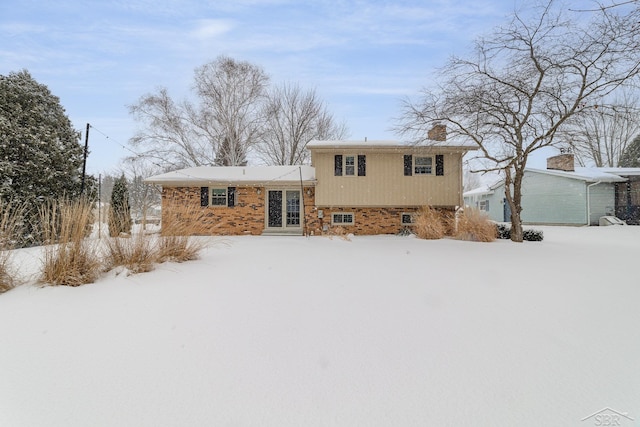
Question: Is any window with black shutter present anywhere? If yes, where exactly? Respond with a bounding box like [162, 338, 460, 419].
[200, 187, 209, 206]
[357, 155, 366, 176]
[227, 187, 236, 207]
[436, 155, 444, 176]
[404, 155, 413, 176]
[334, 155, 343, 176]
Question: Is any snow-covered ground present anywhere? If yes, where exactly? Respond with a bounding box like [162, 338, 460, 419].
[1, 226, 639, 427]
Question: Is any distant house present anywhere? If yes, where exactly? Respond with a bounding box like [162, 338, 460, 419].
[464, 153, 640, 225]
[145, 126, 477, 235]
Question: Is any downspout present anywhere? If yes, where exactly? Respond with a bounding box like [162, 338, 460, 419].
[586, 181, 601, 226]
[299, 166, 306, 236]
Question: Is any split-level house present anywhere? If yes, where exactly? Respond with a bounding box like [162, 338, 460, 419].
[145, 127, 477, 235]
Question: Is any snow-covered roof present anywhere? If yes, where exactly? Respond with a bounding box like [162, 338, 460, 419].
[306, 139, 478, 150]
[464, 167, 628, 197]
[527, 167, 628, 183]
[145, 165, 316, 186]
[463, 186, 495, 197]
[598, 167, 640, 176]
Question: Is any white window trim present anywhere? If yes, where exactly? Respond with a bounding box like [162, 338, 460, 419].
[414, 156, 433, 175]
[344, 155, 356, 176]
[401, 212, 415, 225]
[210, 187, 228, 206]
[331, 212, 355, 225]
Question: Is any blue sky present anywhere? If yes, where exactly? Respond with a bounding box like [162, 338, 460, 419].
[1, 0, 586, 174]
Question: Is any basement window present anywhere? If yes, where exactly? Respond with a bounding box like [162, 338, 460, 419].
[401, 213, 415, 225]
[332, 212, 354, 225]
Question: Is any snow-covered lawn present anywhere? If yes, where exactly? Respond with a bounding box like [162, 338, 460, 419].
[1, 226, 639, 427]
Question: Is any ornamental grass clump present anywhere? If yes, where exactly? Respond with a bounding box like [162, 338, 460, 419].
[39, 198, 102, 287]
[156, 204, 207, 263]
[103, 233, 157, 274]
[0, 199, 27, 293]
[413, 206, 446, 240]
[455, 209, 496, 242]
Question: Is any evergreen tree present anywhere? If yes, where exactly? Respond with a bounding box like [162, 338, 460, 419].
[109, 174, 131, 236]
[0, 70, 85, 203]
[619, 134, 640, 167]
[0, 70, 92, 246]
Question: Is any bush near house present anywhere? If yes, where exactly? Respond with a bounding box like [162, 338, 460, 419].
[413, 206, 447, 240]
[455, 209, 496, 242]
[495, 224, 544, 242]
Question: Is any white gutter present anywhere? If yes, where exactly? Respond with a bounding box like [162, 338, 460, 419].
[586, 181, 601, 226]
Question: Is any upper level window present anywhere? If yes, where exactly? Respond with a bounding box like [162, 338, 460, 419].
[345, 156, 355, 176]
[414, 157, 433, 175]
[335, 155, 366, 177]
[404, 154, 444, 176]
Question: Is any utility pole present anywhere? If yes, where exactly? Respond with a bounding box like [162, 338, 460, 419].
[81, 123, 89, 194]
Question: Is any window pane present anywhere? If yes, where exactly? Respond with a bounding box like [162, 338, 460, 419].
[415, 157, 432, 174]
[211, 188, 227, 206]
[286, 191, 300, 226]
[345, 156, 355, 176]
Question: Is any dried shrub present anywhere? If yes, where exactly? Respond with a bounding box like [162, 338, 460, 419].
[326, 225, 352, 241]
[455, 209, 496, 242]
[104, 233, 157, 274]
[414, 206, 446, 240]
[156, 204, 207, 262]
[0, 199, 28, 293]
[39, 198, 102, 287]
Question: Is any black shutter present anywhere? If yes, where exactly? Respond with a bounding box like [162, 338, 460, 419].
[200, 187, 209, 206]
[227, 187, 236, 207]
[334, 155, 343, 176]
[357, 155, 366, 176]
[436, 155, 444, 176]
[404, 155, 413, 176]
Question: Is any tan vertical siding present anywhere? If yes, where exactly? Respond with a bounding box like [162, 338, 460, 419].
[312, 150, 463, 207]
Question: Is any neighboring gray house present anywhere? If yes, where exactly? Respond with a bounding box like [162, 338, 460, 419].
[464, 154, 637, 226]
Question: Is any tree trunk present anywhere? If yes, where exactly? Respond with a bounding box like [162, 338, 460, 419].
[504, 167, 524, 242]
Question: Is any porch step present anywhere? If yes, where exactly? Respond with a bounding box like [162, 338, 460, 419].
[261, 228, 303, 236]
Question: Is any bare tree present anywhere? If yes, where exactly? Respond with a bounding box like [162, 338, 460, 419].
[397, 1, 640, 241]
[560, 88, 640, 166]
[129, 56, 269, 168]
[121, 160, 162, 229]
[129, 88, 213, 169]
[257, 83, 349, 165]
[194, 56, 269, 166]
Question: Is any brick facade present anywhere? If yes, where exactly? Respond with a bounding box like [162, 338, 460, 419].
[162, 186, 319, 236]
[309, 206, 456, 236]
[161, 186, 456, 237]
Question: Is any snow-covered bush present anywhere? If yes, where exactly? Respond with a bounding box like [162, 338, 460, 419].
[495, 225, 543, 242]
[523, 229, 544, 242]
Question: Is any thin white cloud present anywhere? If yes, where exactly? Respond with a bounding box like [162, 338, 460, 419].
[190, 19, 235, 40]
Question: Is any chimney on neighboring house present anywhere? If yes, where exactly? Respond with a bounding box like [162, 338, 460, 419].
[427, 124, 447, 141]
[547, 153, 575, 172]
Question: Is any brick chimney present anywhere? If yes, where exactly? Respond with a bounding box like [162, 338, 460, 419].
[547, 153, 575, 172]
[427, 124, 447, 141]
